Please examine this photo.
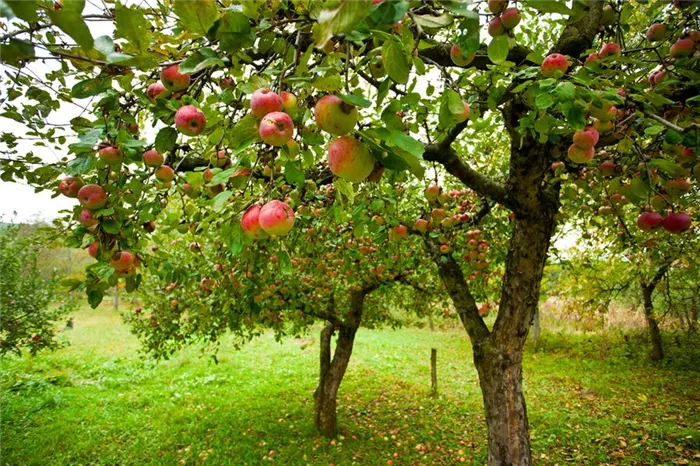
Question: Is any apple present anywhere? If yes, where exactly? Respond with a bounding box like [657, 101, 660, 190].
[210, 150, 229, 168]
[593, 119, 614, 133]
[599, 161, 616, 176]
[372, 215, 385, 225]
[77, 184, 107, 209]
[285, 139, 300, 159]
[663, 212, 691, 233]
[670, 38, 695, 58]
[328, 136, 375, 183]
[155, 165, 175, 182]
[665, 178, 690, 198]
[440, 244, 451, 254]
[650, 194, 668, 211]
[88, 241, 99, 258]
[646, 23, 667, 42]
[146, 82, 168, 101]
[78, 208, 98, 227]
[143, 149, 164, 167]
[573, 126, 599, 149]
[369, 55, 387, 79]
[488, 17, 505, 37]
[182, 183, 200, 198]
[488, 0, 508, 14]
[425, 184, 440, 202]
[367, 164, 385, 182]
[98, 146, 122, 165]
[241, 205, 269, 239]
[259, 200, 295, 236]
[500, 8, 521, 30]
[637, 212, 664, 232]
[648, 70, 667, 86]
[455, 101, 470, 123]
[588, 102, 616, 121]
[220, 77, 234, 90]
[259, 111, 294, 146]
[541, 53, 568, 77]
[280, 91, 297, 111]
[567, 144, 594, 164]
[58, 176, 83, 198]
[450, 44, 476, 67]
[584, 53, 600, 67]
[250, 88, 283, 118]
[414, 219, 430, 233]
[392, 224, 408, 239]
[160, 64, 190, 92]
[110, 251, 134, 271]
[599, 43, 621, 59]
[175, 105, 206, 136]
[432, 208, 446, 222]
[315, 95, 358, 136]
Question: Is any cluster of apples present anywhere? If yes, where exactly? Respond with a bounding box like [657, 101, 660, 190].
[486, 0, 521, 38]
[567, 126, 599, 164]
[637, 211, 691, 234]
[250, 87, 297, 147]
[147, 64, 207, 137]
[241, 201, 295, 239]
[646, 24, 699, 85]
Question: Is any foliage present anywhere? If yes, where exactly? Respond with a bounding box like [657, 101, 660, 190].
[0, 224, 77, 355]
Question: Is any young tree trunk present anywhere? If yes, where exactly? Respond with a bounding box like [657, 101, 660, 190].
[430, 348, 437, 396]
[313, 290, 365, 437]
[641, 283, 664, 361]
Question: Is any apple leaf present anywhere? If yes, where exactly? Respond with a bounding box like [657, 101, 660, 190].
[487, 35, 510, 64]
[279, 249, 292, 274]
[155, 127, 178, 154]
[65, 156, 95, 175]
[390, 130, 424, 158]
[412, 13, 453, 30]
[334, 178, 355, 204]
[339, 93, 372, 108]
[382, 37, 410, 85]
[442, 0, 475, 16]
[87, 288, 104, 309]
[4, 0, 37, 21]
[229, 115, 260, 153]
[284, 161, 305, 187]
[102, 219, 122, 235]
[0, 39, 34, 65]
[47, 0, 93, 51]
[212, 190, 232, 212]
[535, 93, 555, 110]
[562, 101, 587, 130]
[173, 0, 219, 37]
[370, 0, 409, 25]
[71, 77, 112, 99]
[185, 171, 205, 188]
[446, 89, 464, 114]
[94, 36, 134, 65]
[647, 159, 687, 178]
[210, 168, 236, 185]
[526, 0, 572, 15]
[215, 11, 254, 53]
[114, 3, 151, 54]
[313, 0, 372, 48]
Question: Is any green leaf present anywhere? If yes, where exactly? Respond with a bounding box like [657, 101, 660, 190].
[87, 288, 104, 309]
[442, 0, 476, 16]
[629, 176, 648, 202]
[94, 36, 133, 64]
[446, 89, 464, 114]
[487, 35, 510, 64]
[101, 219, 121, 234]
[230, 114, 260, 153]
[535, 93, 555, 110]
[314, 74, 342, 92]
[339, 93, 372, 108]
[212, 190, 232, 212]
[47, 0, 93, 51]
[334, 178, 355, 205]
[412, 13, 453, 30]
[647, 159, 687, 178]
[179, 53, 223, 74]
[370, 0, 409, 24]
[313, 0, 372, 47]
[390, 130, 424, 157]
[284, 161, 305, 187]
[0, 39, 34, 64]
[155, 127, 178, 154]
[173, 0, 219, 36]
[556, 82, 576, 101]
[210, 167, 236, 185]
[562, 101, 587, 130]
[392, 149, 425, 178]
[65, 156, 95, 175]
[526, 0, 572, 15]
[4, 0, 37, 21]
[644, 125, 665, 136]
[279, 249, 292, 274]
[216, 11, 254, 53]
[71, 77, 111, 99]
[114, 3, 151, 53]
[382, 37, 410, 85]
[185, 171, 205, 188]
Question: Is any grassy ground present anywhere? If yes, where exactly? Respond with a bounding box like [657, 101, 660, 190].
[1, 307, 698, 466]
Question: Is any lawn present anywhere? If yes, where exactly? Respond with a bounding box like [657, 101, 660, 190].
[1, 306, 698, 465]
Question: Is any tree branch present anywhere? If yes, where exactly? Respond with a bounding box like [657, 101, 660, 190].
[551, 0, 603, 58]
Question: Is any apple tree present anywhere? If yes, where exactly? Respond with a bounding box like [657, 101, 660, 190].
[1, 0, 698, 464]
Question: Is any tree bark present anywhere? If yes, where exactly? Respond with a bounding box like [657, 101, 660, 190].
[641, 284, 663, 361]
[430, 348, 437, 397]
[313, 291, 365, 437]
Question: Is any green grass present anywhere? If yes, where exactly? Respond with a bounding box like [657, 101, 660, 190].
[1, 307, 698, 466]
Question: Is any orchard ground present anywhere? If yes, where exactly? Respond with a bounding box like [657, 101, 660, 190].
[1, 305, 698, 466]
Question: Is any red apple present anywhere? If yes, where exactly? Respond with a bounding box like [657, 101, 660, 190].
[328, 136, 375, 183]
[584, 53, 600, 67]
[588, 102, 616, 121]
[500, 8, 521, 29]
[455, 101, 470, 123]
[541, 53, 568, 77]
[174, 105, 206, 136]
[110, 251, 134, 271]
[259, 200, 295, 236]
[450, 44, 475, 67]
[155, 165, 175, 182]
[241, 205, 269, 239]
[58, 176, 83, 198]
[663, 212, 691, 233]
[77, 184, 107, 210]
[78, 208, 98, 227]
[646, 23, 667, 42]
[573, 126, 599, 149]
[488, 17, 506, 37]
[488, 0, 508, 14]
[593, 119, 614, 133]
[425, 184, 440, 202]
[143, 149, 164, 167]
[250, 88, 283, 119]
[160, 64, 190, 92]
[599, 43, 621, 59]
[88, 241, 99, 258]
[670, 38, 695, 58]
[599, 161, 616, 176]
[98, 146, 122, 165]
[567, 144, 594, 164]
[146, 82, 168, 101]
[315, 95, 358, 136]
[414, 219, 430, 233]
[637, 212, 664, 232]
[210, 150, 229, 168]
[392, 224, 408, 239]
[280, 91, 298, 111]
[259, 111, 294, 146]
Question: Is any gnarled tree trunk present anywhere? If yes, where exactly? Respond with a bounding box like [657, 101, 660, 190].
[313, 290, 365, 437]
[641, 265, 668, 361]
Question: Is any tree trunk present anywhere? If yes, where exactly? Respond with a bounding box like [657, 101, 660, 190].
[641, 283, 664, 361]
[530, 307, 540, 342]
[430, 348, 437, 397]
[313, 291, 365, 437]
